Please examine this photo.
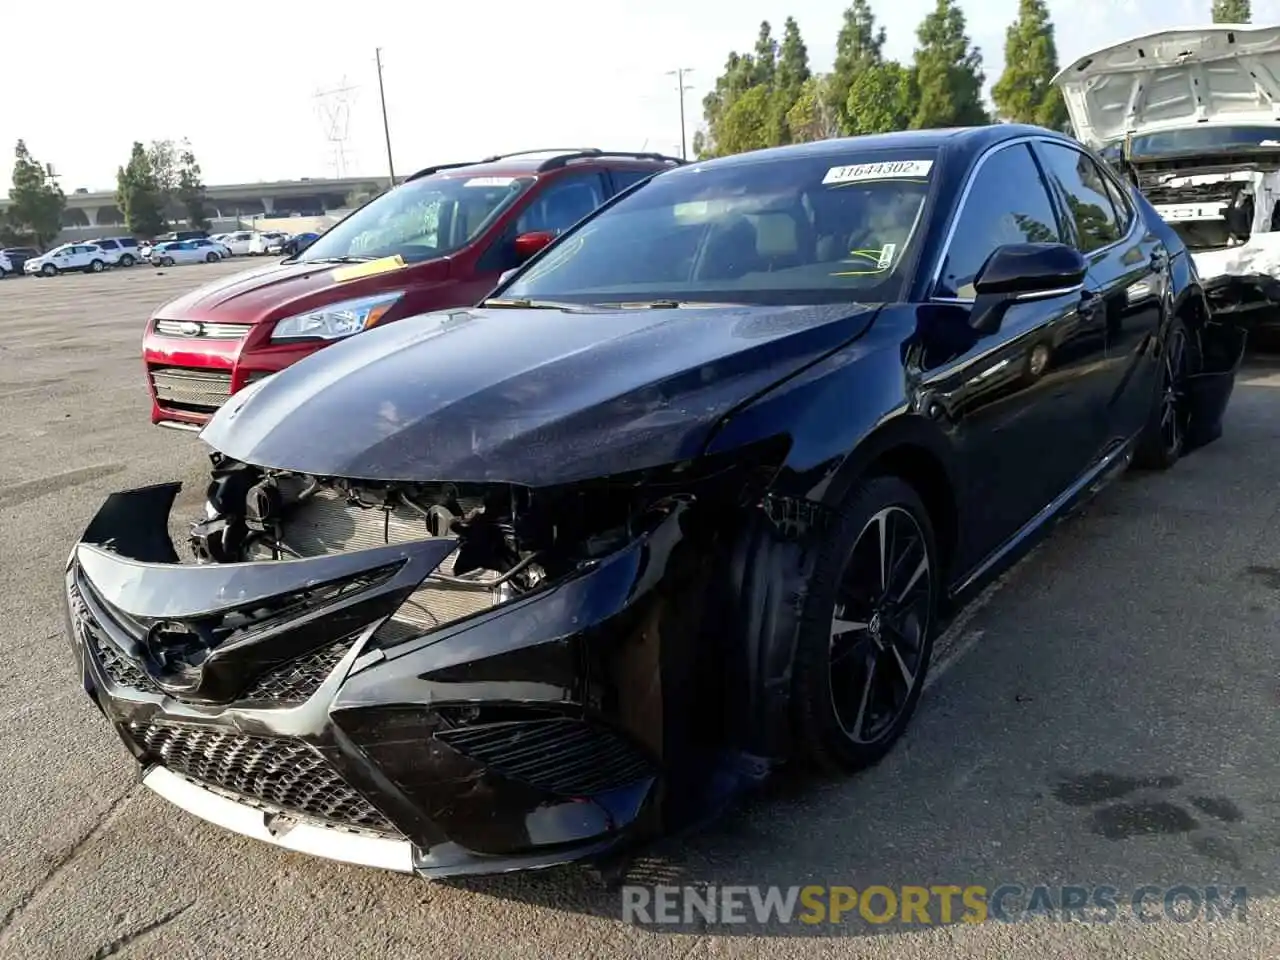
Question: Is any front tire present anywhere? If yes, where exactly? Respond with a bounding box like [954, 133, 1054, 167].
[792, 475, 940, 773]
[120, 253, 135, 267]
[1134, 317, 1193, 470]
[161, 256, 174, 267]
[205, 252, 219, 263]
[41, 263, 56, 276]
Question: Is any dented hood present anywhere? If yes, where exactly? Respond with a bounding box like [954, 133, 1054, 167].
[199, 301, 878, 486]
[1054, 26, 1280, 148]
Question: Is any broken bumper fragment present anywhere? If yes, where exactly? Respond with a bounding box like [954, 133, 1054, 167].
[64, 482, 699, 877]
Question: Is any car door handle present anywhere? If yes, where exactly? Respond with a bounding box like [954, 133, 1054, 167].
[1079, 289, 1103, 317]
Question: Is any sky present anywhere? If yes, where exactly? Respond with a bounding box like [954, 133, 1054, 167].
[4, 0, 1280, 194]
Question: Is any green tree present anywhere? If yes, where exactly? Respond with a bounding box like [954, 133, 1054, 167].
[4, 140, 65, 248]
[911, 0, 988, 129]
[991, 0, 1068, 129]
[1212, 0, 1251, 21]
[698, 51, 760, 157]
[774, 16, 812, 142]
[828, 0, 888, 130]
[176, 143, 210, 231]
[716, 85, 777, 155]
[116, 141, 167, 237]
[846, 62, 916, 134]
[786, 74, 842, 143]
[752, 22, 778, 88]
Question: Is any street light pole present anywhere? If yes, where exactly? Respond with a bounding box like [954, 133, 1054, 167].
[375, 48, 396, 188]
[665, 68, 694, 160]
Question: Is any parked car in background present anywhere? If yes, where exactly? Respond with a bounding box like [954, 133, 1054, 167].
[68, 125, 1251, 878]
[248, 231, 289, 255]
[2, 246, 41, 275]
[0, 250, 11, 277]
[149, 240, 222, 266]
[221, 232, 255, 256]
[265, 233, 292, 255]
[88, 237, 141, 267]
[141, 148, 684, 429]
[24, 243, 108, 276]
[281, 231, 320, 256]
[190, 237, 231, 259]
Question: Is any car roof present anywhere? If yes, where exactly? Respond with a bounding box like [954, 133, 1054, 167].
[407, 148, 685, 182]
[677, 124, 1069, 173]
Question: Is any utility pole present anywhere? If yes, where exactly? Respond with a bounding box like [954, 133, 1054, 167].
[375, 48, 396, 188]
[665, 68, 694, 160]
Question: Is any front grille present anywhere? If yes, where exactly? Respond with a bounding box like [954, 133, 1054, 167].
[436, 717, 655, 797]
[71, 581, 161, 693]
[154, 319, 251, 340]
[240, 639, 355, 704]
[247, 489, 502, 637]
[149, 366, 233, 412]
[130, 720, 396, 833]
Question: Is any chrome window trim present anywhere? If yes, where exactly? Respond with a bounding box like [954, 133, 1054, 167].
[926, 134, 1141, 303]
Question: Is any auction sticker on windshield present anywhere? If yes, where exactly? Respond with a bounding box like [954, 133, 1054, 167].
[465, 177, 515, 187]
[332, 254, 407, 284]
[823, 160, 934, 185]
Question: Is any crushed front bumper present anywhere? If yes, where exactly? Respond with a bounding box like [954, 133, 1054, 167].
[64, 482, 719, 877]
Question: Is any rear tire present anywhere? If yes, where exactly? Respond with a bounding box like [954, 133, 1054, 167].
[88, 259, 104, 273]
[1134, 317, 1194, 471]
[791, 475, 940, 774]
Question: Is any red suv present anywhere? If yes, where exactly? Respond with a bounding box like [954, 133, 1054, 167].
[142, 148, 683, 429]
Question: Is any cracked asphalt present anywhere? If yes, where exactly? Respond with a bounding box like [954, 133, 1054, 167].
[2, 260, 1280, 959]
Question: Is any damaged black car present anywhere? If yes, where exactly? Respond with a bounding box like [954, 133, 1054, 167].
[65, 124, 1248, 878]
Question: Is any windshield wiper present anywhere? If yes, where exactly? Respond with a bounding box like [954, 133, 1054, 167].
[481, 297, 585, 311]
[300, 255, 376, 265]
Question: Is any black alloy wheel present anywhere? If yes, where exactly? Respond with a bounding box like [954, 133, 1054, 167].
[1135, 317, 1192, 470]
[829, 505, 933, 745]
[793, 475, 939, 772]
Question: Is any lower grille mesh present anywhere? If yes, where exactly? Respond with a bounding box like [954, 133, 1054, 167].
[240, 639, 355, 703]
[131, 720, 396, 833]
[436, 718, 654, 797]
[149, 366, 233, 412]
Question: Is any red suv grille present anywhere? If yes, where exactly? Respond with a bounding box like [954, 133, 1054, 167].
[149, 366, 233, 413]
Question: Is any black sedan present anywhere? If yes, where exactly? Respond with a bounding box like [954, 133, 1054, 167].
[65, 124, 1247, 878]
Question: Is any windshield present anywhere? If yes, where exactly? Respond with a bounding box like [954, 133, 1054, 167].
[1106, 125, 1280, 159]
[501, 151, 936, 306]
[299, 174, 532, 264]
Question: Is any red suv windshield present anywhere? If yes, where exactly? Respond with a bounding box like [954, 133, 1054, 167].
[299, 174, 534, 264]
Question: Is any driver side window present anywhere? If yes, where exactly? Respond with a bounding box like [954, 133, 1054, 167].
[935, 143, 1065, 299]
[517, 174, 606, 237]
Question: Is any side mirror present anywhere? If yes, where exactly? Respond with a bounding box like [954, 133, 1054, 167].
[970, 242, 1087, 334]
[513, 230, 555, 263]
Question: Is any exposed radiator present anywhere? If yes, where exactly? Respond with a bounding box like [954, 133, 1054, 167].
[249, 489, 501, 637]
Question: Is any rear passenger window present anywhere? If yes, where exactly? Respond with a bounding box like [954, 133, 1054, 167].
[611, 169, 655, 193]
[1035, 142, 1125, 253]
[936, 143, 1065, 299]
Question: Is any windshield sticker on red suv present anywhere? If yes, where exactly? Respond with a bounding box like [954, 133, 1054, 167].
[465, 177, 515, 187]
[822, 160, 934, 185]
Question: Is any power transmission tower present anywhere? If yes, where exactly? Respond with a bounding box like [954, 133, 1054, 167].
[314, 78, 359, 178]
[665, 68, 695, 160]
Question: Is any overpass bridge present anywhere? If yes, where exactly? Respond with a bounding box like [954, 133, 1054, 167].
[0, 175, 386, 232]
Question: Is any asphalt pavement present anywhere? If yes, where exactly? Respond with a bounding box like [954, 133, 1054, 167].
[1, 261, 1279, 959]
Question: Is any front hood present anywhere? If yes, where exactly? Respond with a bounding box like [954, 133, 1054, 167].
[200, 302, 879, 486]
[154, 257, 443, 324]
[1054, 26, 1280, 147]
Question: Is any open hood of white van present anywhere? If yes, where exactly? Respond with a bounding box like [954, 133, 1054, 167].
[1053, 25, 1280, 148]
